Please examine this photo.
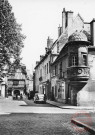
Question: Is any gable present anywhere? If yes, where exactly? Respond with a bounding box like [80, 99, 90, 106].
[68, 14, 84, 36]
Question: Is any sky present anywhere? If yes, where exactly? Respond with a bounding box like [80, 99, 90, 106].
[8, 0, 95, 73]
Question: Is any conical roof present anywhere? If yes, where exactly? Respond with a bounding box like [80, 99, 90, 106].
[68, 31, 88, 42]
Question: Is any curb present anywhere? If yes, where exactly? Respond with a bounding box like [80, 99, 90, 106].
[71, 118, 95, 134]
[46, 101, 94, 110]
[46, 101, 64, 109]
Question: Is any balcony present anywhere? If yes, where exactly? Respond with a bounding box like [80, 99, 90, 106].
[67, 66, 90, 80]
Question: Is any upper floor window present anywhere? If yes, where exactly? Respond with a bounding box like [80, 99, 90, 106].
[69, 53, 78, 67]
[57, 42, 59, 53]
[59, 62, 62, 77]
[49, 61, 50, 73]
[60, 62, 62, 71]
[55, 65, 56, 75]
[47, 63, 48, 74]
[83, 54, 87, 66]
[72, 56, 77, 66]
[52, 68, 55, 76]
[45, 65, 46, 75]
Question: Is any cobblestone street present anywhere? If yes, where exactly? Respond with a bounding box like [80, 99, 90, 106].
[0, 113, 91, 135]
[0, 98, 91, 135]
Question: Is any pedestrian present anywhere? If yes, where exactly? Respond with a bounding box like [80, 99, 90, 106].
[20, 93, 23, 100]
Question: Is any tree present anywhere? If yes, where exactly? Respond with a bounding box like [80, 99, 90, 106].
[0, 0, 26, 77]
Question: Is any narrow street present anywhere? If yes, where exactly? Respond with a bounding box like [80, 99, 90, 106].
[0, 98, 91, 135]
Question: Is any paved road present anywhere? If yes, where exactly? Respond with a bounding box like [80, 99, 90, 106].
[0, 113, 91, 135]
[0, 98, 91, 135]
[0, 98, 91, 114]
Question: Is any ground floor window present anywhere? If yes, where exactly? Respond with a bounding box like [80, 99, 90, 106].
[55, 85, 57, 97]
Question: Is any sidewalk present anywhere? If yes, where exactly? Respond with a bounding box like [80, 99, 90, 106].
[46, 100, 94, 110]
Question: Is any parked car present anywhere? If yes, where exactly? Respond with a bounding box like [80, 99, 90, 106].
[34, 93, 46, 103]
[12, 93, 23, 100]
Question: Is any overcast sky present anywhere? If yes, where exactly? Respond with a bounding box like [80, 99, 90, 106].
[8, 0, 95, 73]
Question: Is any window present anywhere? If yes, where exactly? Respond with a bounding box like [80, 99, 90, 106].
[49, 61, 50, 73]
[55, 85, 57, 97]
[13, 80, 19, 86]
[52, 68, 55, 76]
[55, 65, 56, 75]
[47, 63, 48, 74]
[83, 55, 87, 66]
[57, 42, 59, 53]
[72, 56, 77, 66]
[69, 53, 78, 67]
[45, 65, 46, 76]
[60, 62, 62, 77]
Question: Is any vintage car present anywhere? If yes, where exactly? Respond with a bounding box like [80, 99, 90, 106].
[12, 90, 23, 100]
[34, 93, 46, 103]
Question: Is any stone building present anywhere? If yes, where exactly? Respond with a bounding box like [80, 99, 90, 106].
[51, 31, 92, 105]
[7, 65, 27, 98]
[51, 9, 95, 105]
[35, 37, 53, 99]
[34, 8, 95, 105]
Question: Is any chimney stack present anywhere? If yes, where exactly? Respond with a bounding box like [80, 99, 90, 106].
[47, 36, 53, 49]
[45, 47, 48, 54]
[66, 10, 73, 29]
[40, 55, 44, 61]
[62, 8, 66, 33]
[36, 61, 39, 66]
[62, 8, 73, 33]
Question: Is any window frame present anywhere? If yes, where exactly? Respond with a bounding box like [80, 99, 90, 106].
[72, 55, 77, 66]
[82, 54, 87, 66]
[57, 42, 59, 53]
[69, 53, 78, 67]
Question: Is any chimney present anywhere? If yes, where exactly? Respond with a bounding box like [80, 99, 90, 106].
[62, 8, 73, 33]
[66, 10, 73, 29]
[40, 55, 44, 61]
[45, 47, 48, 53]
[47, 36, 53, 49]
[90, 19, 95, 46]
[62, 8, 66, 33]
[58, 24, 62, 37]
[36, 61, 39, 66]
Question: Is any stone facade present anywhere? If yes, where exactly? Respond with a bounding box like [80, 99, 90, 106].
[7, 66, 27, 97]
[34, 8, 95, 106]
[35, 37, 52, 99]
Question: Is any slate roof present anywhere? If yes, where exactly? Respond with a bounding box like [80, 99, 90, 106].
[68, 31, 88, 42]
